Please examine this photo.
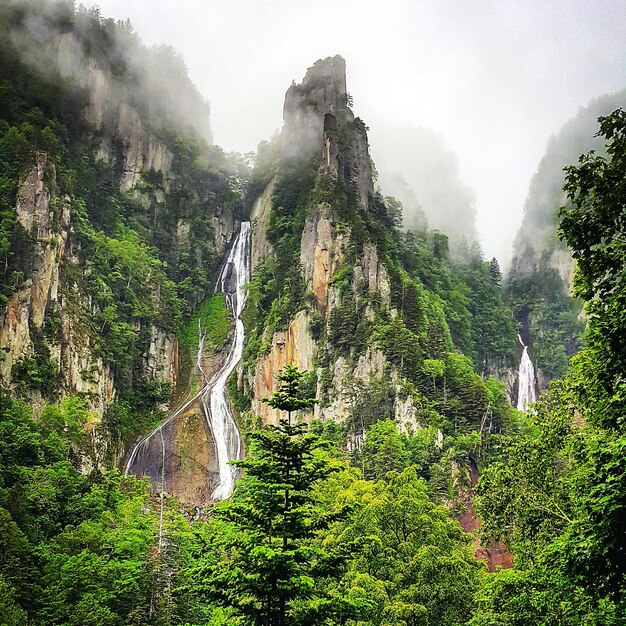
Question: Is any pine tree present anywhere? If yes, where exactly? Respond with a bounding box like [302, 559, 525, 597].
[489, 257, 502, 286]
[205, 365, 357, 625]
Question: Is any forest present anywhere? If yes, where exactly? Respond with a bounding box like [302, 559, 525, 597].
[0, 1, 625, 625]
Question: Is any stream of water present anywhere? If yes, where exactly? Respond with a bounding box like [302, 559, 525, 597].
[204, 220, 249, 499]
[517, 334, 536, 411]
[125, 222, 250, 501]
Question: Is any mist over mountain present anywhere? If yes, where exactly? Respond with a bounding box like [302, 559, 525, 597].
[1, 1, 626, 624]
[513, 88, 626, 267]
[506, 88, 626, 385]
[370, 124, 478, 248]
[0, 0, 213, 145]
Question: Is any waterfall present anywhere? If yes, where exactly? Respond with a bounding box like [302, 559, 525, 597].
[517, 334, 537, 411]
[125, 222, 250, 502]
[204, 221, 250, 500]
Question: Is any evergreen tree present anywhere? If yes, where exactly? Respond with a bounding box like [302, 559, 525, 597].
[489, 257, 502, 286]
[204, 365, 358, 625]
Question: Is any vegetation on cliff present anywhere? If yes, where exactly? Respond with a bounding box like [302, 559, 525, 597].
[473, 109, 626, 623]
[240, 83, 518, 484]
[3, 1, 626, 625]
[0, 0, 246, 452]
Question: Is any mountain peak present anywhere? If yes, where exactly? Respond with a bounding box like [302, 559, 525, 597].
[282, 55, 353, 151]
[300, 55, 347, 95]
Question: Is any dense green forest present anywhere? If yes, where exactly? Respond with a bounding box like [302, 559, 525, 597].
[1, 1, 625, 625]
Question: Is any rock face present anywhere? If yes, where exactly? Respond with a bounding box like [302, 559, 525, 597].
[243, 56, 421, 435]
[283, 55, 373, 212]
[507, 91, 626, 389]
[0, 153, 179, 417]
[55, 31, 176, 192]
[251, 310, 317, 424]
[250, 179, 276, 272]
[299, 203, 345, 315]
[0, 9, 237, 455]
[127, 347, 228, 504]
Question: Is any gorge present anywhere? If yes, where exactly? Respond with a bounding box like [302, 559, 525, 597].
[1, 2, 625, 625]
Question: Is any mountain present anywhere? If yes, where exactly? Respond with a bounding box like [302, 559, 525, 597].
[507, 89, 626, 388]
[0, 0, 244, 474]
[235, 55, 517, 466]
[119, 52, 519, 505]
[7, 1, 626, 623]
[0, 0, 520, 497]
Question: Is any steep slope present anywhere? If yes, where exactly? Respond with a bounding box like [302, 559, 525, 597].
[234, 56, 517, 502]
[507, 89, 626, 389]
[0, 1, 244, 476]
[0, 10, 528, 621]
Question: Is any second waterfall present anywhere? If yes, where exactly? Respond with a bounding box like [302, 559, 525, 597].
[517, 334, 537, 412]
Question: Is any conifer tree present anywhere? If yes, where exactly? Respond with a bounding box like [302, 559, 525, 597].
[489, 257, 502, 286]
[205, 365, 357, 625]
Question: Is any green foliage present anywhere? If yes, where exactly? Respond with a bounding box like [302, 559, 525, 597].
[0, 391, 145, 623]
[473, 376, 626, 621]
[102, 381, 169, 456]
[475, 383, 577, 562]
[200, 366, 358, 625]
[456, 257, 518, 370]
[560, 108, 626, 429]
[343, 376, 396, 444]
[361, 419, 409, 480]
[0, 574, 27, 626]
[180, 293, 230, 352]
[267, 159, 316, 300]
[317, 467, 483, 626]
[12, 347, 58, 398]
[329, 296, 366, 354]
[261, 363, 318, 415]
[0, 385, 229, 626]
[473, 110, 626, 623]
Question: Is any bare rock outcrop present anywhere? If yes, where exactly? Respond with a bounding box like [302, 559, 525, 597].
[283, 55, 373, 212]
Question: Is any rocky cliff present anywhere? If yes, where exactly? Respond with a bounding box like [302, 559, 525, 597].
[237, 56, 514, 467]
[507, 89, 626, 386]
[0, 153, 117, 413]
[243, 57, 401, 432]
[0, 2, 242, 470]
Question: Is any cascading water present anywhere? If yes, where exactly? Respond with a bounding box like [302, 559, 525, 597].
[203, 221, 250, 500]
[125, 222, 250, 502]
[517, 334, 537, 411]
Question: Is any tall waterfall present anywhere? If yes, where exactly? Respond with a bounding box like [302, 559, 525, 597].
[517, 334, 537, 411]
[204, 221, 250, 500]
[125, 222, 250, 501]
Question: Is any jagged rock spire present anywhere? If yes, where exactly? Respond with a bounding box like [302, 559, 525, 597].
[281, 55, 373, 212]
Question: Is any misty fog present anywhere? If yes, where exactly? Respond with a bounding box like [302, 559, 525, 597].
[369, 125, 477, 249]
[83, 0, 626, 264]
[5, 2, 213, 146]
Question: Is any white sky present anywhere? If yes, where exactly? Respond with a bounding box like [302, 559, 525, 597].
[88, 0, 626, 264]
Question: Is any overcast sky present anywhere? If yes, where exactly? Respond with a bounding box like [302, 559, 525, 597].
[88, 0, 626, 264]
